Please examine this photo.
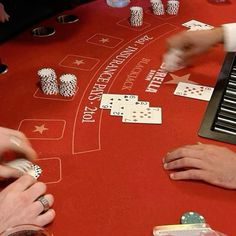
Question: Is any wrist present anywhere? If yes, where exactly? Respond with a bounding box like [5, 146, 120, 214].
[212, 27, 224, 45]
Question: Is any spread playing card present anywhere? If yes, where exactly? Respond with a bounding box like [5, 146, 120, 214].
[100, 93, 138, 109]
[27, 164, 42, 179]
[4, 158, 42, 179]
[174, 82, 214, 101]
[110, 100, 150, 116]
[122, 106, 162, 124]
[182, 20, 214, 30]
[4, 158, 33, 172]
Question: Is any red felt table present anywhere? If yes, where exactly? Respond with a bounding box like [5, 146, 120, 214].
[1, 0, 236, 235]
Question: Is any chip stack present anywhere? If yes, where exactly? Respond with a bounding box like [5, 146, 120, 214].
[150, 0, 164, 15]
[166, 0, 179, 15]
[59, 73, 77, 97]
[38, 68, 59, 95]
[130, 6, 143, 27]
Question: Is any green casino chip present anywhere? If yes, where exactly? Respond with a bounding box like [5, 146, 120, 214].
[180, 211, 205, 224]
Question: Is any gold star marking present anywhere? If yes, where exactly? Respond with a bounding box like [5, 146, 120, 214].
[165, 73, 198, 85]
[99, 38, 109, 43]
[33, 124, 49, 134]
[74, 60, 85, 66]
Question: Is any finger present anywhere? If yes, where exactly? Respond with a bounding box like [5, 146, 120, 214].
[0, 165, 23, 178]
[4, 128, 32, 147]
[9, 137, 37, 161]
[164, 147, 204, 163]
[6, 174, 36, 192]
[36, 209, 56, 226]
[169, 169, 207, 181]
[25, 182, 47, 201]
[33, 194, 54, 215]
[164, 157, 205, 170]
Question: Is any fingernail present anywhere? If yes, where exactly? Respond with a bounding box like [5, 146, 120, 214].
[163, 163, 168, 169]
[162, 157, 166, 164]
[196, 142, 202, 145]
[170, 173, 175, 179]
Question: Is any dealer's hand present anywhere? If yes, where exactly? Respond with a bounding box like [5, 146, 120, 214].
[163, 143, 236, 189]
[166, 27, 224, 63]
[0, 175, 55, 233]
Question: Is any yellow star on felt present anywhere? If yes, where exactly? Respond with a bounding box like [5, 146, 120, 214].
[165, 73, 198, 85]
[33, 124, 48, 134]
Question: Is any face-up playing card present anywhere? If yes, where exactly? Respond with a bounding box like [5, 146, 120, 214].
[122, 106, 162, 124]
[110, 100, 150, 116]
[100, 94, 138, 109]
[174, 82, 214, 101]
[182, 20, 214, 30]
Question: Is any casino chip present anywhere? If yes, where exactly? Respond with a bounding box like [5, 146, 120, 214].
[37, 68, 59, 95]
[59, 73, 77, 97]
[130, 6, 143, 27]
[166, 0, 180, 15]
[180, 211, 206, 224]
[150, 0, 165, 15]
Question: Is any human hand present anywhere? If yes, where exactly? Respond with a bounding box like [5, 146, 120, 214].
[0, 127, 37, 179]
[0, 175, 55, 234]
[0, 3, 10, 23]
[166, 27, 223, 64]
[163, 143, 236, 189]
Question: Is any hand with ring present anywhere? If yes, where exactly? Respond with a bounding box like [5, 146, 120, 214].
[0, 127, 37, 179]
[0, 175, 55, 233]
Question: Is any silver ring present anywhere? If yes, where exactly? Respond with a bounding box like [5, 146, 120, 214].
[9, 136, 21, 147]
[37, 195, 50, 213]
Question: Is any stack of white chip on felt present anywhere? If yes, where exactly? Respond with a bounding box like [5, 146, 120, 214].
[162, 48, 185, 72]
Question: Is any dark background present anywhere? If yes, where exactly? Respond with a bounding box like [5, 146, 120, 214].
[0, 0, 92, 43]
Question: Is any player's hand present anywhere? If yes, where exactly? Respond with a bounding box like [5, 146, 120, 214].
[0, 127, 37, 178]
[163, 143, 236, 189]
[0, 3, 10, 23]
[0, 175, 55, 233]
[166, 27, 224, 63]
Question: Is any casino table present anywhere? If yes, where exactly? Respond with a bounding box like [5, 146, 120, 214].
[0, 0, 236, 235]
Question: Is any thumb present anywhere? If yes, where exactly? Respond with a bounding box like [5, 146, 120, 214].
[0, 165, 23, 179]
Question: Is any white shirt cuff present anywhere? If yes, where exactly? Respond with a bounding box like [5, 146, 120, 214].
[222, 23, 236, 52]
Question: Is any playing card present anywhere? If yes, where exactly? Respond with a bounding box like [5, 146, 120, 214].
[4, 158, 33, 172]
[153, 224, 222, 236]
[110, 100, 150, 116]
[122, 106, 162, 124]
[182, 20, 214, 30]
[174, 82, 214, 101]
[100, 93, 138, 109]
[27, 164, 42, 179]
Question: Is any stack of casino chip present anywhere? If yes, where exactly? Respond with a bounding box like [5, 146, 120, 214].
[130, 6, 143, 27]
[59, 73, 77, 97]
[166, 0, 179, 15]
[38, 68, 59, 95]
[150, 0, 164, 15]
